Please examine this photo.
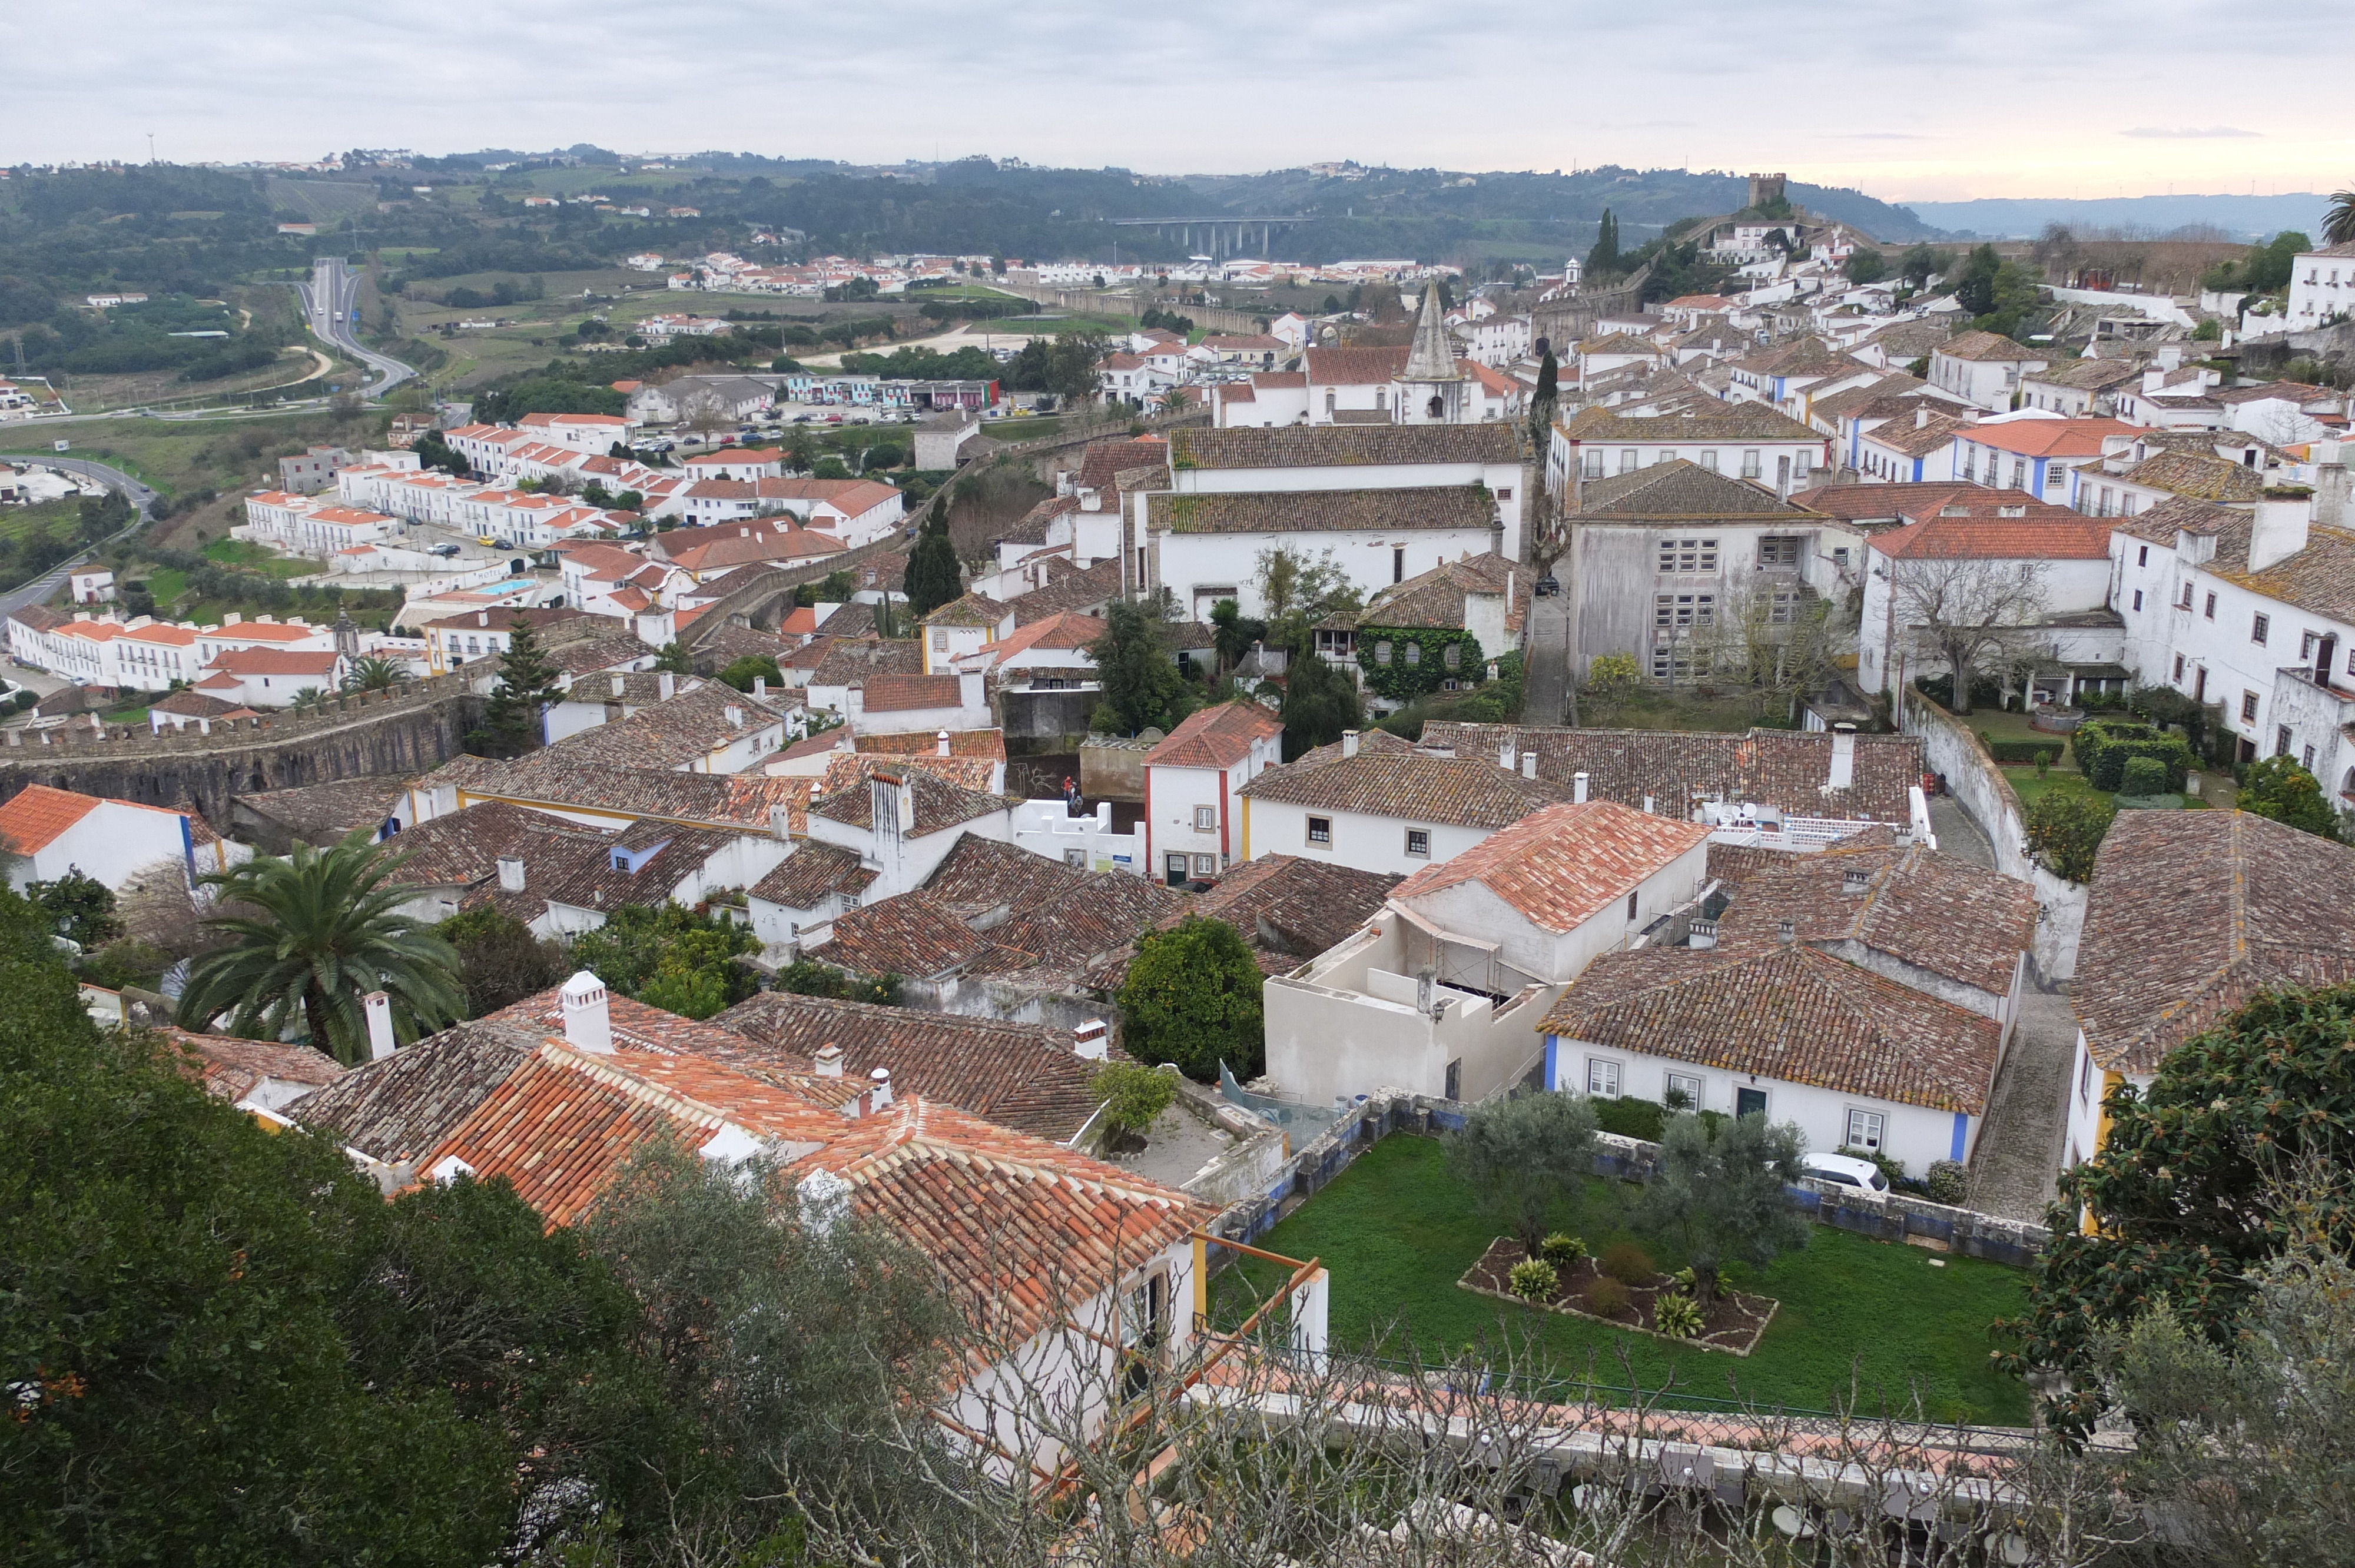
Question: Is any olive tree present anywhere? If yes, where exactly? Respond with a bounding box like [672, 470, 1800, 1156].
[1445, 1091, 1602, 1259]
[1636, 1110, 1810, 1305]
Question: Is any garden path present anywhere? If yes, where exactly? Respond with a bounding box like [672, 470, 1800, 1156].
[1968, 988, 2076, 1222]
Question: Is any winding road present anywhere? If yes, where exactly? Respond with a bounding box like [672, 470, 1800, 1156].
[0, 456, 158, 617]
[296, 256, 418, 398]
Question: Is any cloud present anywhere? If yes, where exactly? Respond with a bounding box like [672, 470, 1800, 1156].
[1837, 133, 1933, 141]
[2120, 126, 2262, 139]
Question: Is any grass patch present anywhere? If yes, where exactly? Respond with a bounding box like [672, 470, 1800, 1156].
[0, 499, 81, 544]
[98, 706, 150, 726]
[203, 539, 311, 579]
[146, 567, 188, 603]
[1210, 1135, 2029, 1424]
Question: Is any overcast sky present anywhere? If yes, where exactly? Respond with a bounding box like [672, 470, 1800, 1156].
[12, 1, 2350, 204]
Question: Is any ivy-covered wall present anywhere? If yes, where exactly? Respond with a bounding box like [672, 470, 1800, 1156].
[1356, 626, 1487, 703]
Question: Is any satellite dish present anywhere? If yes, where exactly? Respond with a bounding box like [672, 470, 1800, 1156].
[1770, 1504, 1815, 1539]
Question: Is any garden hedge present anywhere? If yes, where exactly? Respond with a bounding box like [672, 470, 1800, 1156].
[2071, 717, 2194, 792]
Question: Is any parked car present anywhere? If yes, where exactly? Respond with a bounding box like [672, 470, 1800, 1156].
[1796, 1151, 1889, 1194]
[429, 543, 461, 557]
[1533, 575, 1561, 597]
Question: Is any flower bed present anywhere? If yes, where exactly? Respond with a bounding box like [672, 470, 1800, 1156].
[1458, 1238, 1777, 1356]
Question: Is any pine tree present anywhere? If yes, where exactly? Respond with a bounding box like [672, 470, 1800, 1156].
[903, 517, 963, 619]
[470, 619, 562, 756]
[1586, 209, 1621, 277]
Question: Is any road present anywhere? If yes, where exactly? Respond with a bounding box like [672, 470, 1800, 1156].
[0, 456, 157, 617]
[1521, 591, 1570, 725]
[296, 257, 418, 398]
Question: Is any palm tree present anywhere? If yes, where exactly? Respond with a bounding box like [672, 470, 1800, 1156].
[2326, 187, 2355, 247]
[288, 686, 331, 713]
[174, 833, 465, 1066]
[341, 655, 410, 693]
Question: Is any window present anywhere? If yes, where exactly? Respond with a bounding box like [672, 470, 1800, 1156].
[2303, 631, 2320, 660]
[2137, 545, 2149, 567]
[1653, 592, 1714, 627]
[1195, 853, 1218, 876]
[1654, 449, 1676, 466]
[2242, 691, 2260, 723]
[1306, 815, 1331, 846]
[1832, 546, 1850, 569]
[1373, 640, 1393, 666]
[2078, 1050, 2093, 1104]
[1845, 1109, 1885, 1152]
[1736, 1085, 1767, 1118]
[2010, 459, 2026, 489]
[1650, 647, 1698, 680]
[1619, 448, 1638, 474]
[1495, 487, 1512, 501]
[2253, 612, 2271, 646]
[2173, 653, 2185, 681]
[1444, 1058, 1461, 1100]
[2304, 744, 2316, 771]
[1657, 537, 1719, 573]
[1404, 828, 1430, 858]
[1626, 891, 1639, 921]
[1193, 805, 1216, 832]
[1583, 450, 1604, 478]
[1666, 1072, 1703, 1111]
[1741, 449, 1762, 479]
[2132, 590, 2143, 611]
[1757, 535, 1801, 567]
[2180, 583, 2194, 609]
[1392, 547, 1404, 583]
[1769, 590, 1797, 626]
[1441, 642, 1461, 670]
[1402, 642, 1421, 666]
[1699, 450, 1719, 471]
[2204, 592, 2217, 620]
[2277, 725, 2293, 758]
[1587, 1058, 1621, 1098]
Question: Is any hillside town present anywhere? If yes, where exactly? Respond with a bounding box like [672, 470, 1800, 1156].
[5, 129, 2355, 1565]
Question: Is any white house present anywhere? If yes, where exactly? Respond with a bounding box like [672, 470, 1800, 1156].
[1947, 415, 2137, 504]
[1239, 735, 1565, 878]
[1550, 404, 1830, 500]
[0, 783, 249, 892]
[1262, 799, 1713, 1107]
[1926, 331, 2047, 413]
[799, 762, 1017, 908]
[2285, 240, 2355, 332]
[1140, 700, 1285, 886]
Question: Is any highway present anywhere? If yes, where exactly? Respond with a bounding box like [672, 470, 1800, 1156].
[0, 456, 158, 617]
[296, 257, 419, 398]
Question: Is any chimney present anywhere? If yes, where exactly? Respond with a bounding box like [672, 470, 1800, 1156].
[497, 854, 526, 892]
[1341, 728, 1360, 759]
[1777, 919, 1796, 944]
[2248, 495, 2312, 573]
[1642, 793, 1656, 814]
[560, 971, 613, 1054]
[770, 803, 793, 841]
[658, 670, 675, 700]
[610, 673, 625, 696]
[725, 703, 744, 728]
[1573, 770, 1590, 802]
[797, 1167, 854, 1235]
[1914, 406, 1929, 429]
[814, 1042, 845, 1077]
[363, 989, 396, 1061]
[1522, 751, 1538, 780]
[868, 1067, 893, 1109]
[1074, 1018, 1110, 1061]
[937, 729, 951, 757]
[752, 676, 768, 700]
[1498, 738, 1515, 769]
[1843, 868, 1870, 894]
[1830, 723, 1856, 788]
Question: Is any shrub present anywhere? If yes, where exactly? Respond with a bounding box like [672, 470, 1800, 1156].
[1591, 1094, 1665, 1142]
[2034, 749, 2052, 778]
[1507, 1258, 1558, 1301]
[2025, 785, 2118, 883]
[1599, 1241, 1656, 1286]
[2071, 717, 2193, 792]
[1540, 1233, 1587, 1267]
[1653, 1293, 1704, 1338]
[1585, 1277, 1631, 1317]
[1925, 1160, 1971, 1207]
[1671, 1265, 1696, 1292]
[1089, 1060, 1176, 1138]
[2118, 755, 2170, 797]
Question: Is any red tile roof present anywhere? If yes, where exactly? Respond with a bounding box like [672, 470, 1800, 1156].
[1957, 417, 2138, 458]
[1871, 514, 2114, 561]
[1143, 700, 1283, 770]
[857, 673, 966, 713]
[0, 783, 102, 852]
[1392, 801, 1711, 931]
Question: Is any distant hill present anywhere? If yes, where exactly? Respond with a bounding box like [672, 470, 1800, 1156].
[1902, 192, 2329, 242]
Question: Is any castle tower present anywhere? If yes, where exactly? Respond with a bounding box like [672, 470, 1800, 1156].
[1394, 280, 1467, 425]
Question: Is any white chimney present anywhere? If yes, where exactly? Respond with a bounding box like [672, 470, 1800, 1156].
[725, 703, 744, 728]
[2248, 496, 2312, 573]
[1642, 793, 1656, 814]
[752, 676, 768, 700]
[1914, 406, 1929, 429]
[497, 855, 525, 892]
[1074, 1018, 1110, 1061]
[868, 1066, 893, 1109]
[1573, 770, 1590, 803]
[1341, 729, 1360, 759]
[560, 971, 613, 1054]
[936, 729, 951, 757]
[797, 1167, 854, 1235]
[1521, 751, 1538, 780]
[1830, 723, 1856, 789]
[1499, 737, 1515, 770]
[658, 670, 675, 700]
[815, 1042, 844, 1077]
[770, 803, 793, 841]
[610, 673, 625, 697]
[363, 989, 396, 1061]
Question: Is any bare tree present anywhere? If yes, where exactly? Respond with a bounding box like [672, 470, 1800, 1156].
[1690, 577, 1855, 715]
[676, 390, 731, 442]
[1890, 557, 2049, 715]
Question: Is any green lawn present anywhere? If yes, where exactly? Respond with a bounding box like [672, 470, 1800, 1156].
[203, 538, 311, 579]
[1212, 1136, 2031, 1424]
[99, 706, 150, 726]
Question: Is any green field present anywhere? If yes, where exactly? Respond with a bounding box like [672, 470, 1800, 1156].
[1212, 1135, 2032, 1424]
[204, 538, 311, 579]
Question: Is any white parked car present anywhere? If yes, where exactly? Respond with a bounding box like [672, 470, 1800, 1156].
[1797, 1151, 1889, 1194]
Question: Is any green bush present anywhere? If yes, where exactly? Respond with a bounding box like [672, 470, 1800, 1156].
[2025, 785, 2119, 883]
[2238, 755, 2342, 841]
[1507, 1257, 1558, 1301]
[1540, 1233, 1587, 1267]
[1599, 1241, 1656, 1286]
[1089, 1060, 1176, 1138]
[1355, 626, 1487, 705]
[2071, 717, 2193, 792]
[2118, 755, 2170, 798]
[1925, 1160, 1971, 1207]
[1653, 1293, 1704, 1338]
[1670, 1265, 1696, 1292]
[1585, 1277, 1631, 1317]
[1983, 737, 2060, 765]
[1592, 1095, 1665, 1142]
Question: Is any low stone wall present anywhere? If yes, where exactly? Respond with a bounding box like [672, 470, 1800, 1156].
[1207, 1093, 2051, 1270]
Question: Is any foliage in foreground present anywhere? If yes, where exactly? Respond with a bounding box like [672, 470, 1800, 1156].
[568, 901, 760, 1020]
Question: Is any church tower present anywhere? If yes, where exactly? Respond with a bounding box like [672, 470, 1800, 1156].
[1394, 280, 1467, 424]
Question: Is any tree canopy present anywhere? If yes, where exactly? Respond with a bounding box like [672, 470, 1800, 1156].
[1087, 597, 1196, 736]
[567, 901, 760, 1021]
[1634, 1111, 1810, 1304]
[1445, 1092, 1603, 1258]
[2237, 754, 2341, 840]
[1116, 915, 1264, 1080]
[471, 618, 563, 757]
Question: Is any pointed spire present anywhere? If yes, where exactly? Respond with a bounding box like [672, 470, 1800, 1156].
[1401, 280, 1460, 383]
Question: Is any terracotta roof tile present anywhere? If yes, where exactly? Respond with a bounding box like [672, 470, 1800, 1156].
[1167, 424, 1517, 470]
[1240, 750, 1564, 830]
[1394, 800, 1711, 930]
[1709, 840, 2034, 995]
[1143, 700, 1283, 770]
[0, 784, 101, 853]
